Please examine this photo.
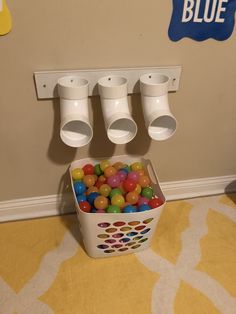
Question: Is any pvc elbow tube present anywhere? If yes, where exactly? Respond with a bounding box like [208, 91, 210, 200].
[57, 76, 93, 148]
[140, 73, 177, 141]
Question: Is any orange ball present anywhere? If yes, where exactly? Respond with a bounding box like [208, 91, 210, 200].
[98, 175, 107, 183]
[139, 175, 150, 188]
[136, 169, 145, 177]
[86, 186, 99, 195]
[126, 191, 139, 205]
[94, 196, 109, 210]
[104, 166, 117, 178]
[113, 162, 124, 171]
[83, 175, 96, 187]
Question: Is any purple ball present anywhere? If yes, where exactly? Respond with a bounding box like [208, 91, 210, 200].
[127, 171, 140, 183]
[138, 197, 149, 206]
[117, 170, 127, 182]
[107, 175, 121, 188]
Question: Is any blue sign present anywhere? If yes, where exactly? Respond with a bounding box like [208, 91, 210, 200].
[168, 0, 236, 41]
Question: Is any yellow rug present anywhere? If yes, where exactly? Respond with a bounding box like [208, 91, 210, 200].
[0, 193, 236, 314]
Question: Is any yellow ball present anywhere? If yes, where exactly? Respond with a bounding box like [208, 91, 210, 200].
[99, 184, 112, 197]
[131, 162, 143, 172]
[71, 168, 84, 180]
[111, 194, 125, 208]
[134, 183, 142, 194]
[100, 160, 110, 171]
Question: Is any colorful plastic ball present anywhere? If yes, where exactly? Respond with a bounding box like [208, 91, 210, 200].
[99, 184, 112, 197]
[139, 175, 151, 188]
[98, 175, 107, 183]
[126, 191, 139, 205]
[79, 201, 91, 213]
[90, 207, 97, 213]
[138, 204, 151, 212]
[113, 162, 124, 171]
[109, 188, 122, 199]
[82, 164, 94, 175]
[74, 181, 86, 195]
[76, 194, 87, 203]
[138, 197, 149, 206]
[131, 162, 143, 172]
[127, 171, 140, 183]
[107, 175, 121, 188]
[123, 179, 137, 192]
[123, 205, 137, 213]
[86, 186, 99, 195]
[120, 167, 129, 175]
[117, 170, 127, 182]
[94, 196, 109, 210]
[87, 192, 100, 205]
[134, 184, 142, 194]
[100, 160, 110, 171]
[71, 168, 84, 181]
[122, 165, 131, 173]
[94, 164, 103, 176]
[136, 169, 145, 177]
[97, 208, 106, 213]
[95, 181, 104, 189]
[141, 187, 153, 199]
[104, 166, 117, 178]
[106, 205, 121, 213]
[148, 198, 163, 208]
[111, 194, 125, 207]
[83, 175, 96, 188]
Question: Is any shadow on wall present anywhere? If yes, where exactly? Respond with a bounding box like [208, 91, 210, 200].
[89, 96, 116, 158]
[47, 98, 77, 165]
[125, 94, 151, 156]
[225, 180, 236, 204]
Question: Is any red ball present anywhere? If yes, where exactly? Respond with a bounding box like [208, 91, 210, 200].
[148, 198, 163, 209]
[79, 201, 91, 213]
[123, 179, 137, 192]
[82, 164, 94, 175]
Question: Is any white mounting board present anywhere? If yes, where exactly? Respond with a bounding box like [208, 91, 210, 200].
[34, 66, 182, 99]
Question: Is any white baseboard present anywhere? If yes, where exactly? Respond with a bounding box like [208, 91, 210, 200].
[0, 175, 235, 223]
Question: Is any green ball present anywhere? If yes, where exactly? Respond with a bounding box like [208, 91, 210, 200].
[141, 187, 153, 199]
[109, 188, 122, 199]
[106, 205, 121, 213]
[94, 164, 103, 176]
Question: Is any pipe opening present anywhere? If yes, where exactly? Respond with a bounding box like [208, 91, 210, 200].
[148, 115, 176, 141]
[60, 120, 93, 147]
[108, 118, 137, 144]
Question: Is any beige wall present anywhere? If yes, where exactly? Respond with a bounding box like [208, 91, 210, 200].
[0, 0, 236, 201]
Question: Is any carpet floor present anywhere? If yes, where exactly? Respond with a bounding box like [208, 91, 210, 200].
[0, 193, 236, 314]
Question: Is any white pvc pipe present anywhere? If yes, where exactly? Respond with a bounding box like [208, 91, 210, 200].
[98, 76, 137, 145]
[57, 76, 93, 148]
[140, 73, 177, 141]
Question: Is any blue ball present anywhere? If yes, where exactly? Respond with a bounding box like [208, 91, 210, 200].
[87, 192, 100, 205]
[120, 167, 129, 174]
[90, 207, 97, 213]
[138, 204, 151, 212]
[74, 181, 86, 195]
[123, 205, 137, 213]
[76, 194, 87, 203]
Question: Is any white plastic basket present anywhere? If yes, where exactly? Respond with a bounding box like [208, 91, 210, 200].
[70, 155, 166, 258]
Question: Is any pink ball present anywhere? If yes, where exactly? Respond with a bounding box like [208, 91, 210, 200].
[138, 197, 149, 206]
[97, 208, 106, 213]
[107, 175, 121, 188]
[117, 170, 127, 182]
[127, 171, 140, 183]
